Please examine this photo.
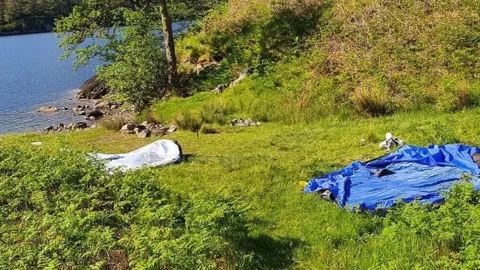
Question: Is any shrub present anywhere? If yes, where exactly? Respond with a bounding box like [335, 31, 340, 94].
[135, 110, 162, 124]
[200, 99, 229, 125]
[382, 179, 480, 269]
[436, 77, 480, 112]
[0, 146, 253, 269]
[97, 10, 168, 111]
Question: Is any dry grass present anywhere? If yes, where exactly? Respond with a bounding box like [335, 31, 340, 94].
[98, 114, 136, 131]
[349, 78, 392, 116]
[174, 110, 203, 132]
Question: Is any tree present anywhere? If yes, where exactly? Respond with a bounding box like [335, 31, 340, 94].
[0, 0, 80, 33]
[56, 0, 179, 110]
[159, 0, 177, 88]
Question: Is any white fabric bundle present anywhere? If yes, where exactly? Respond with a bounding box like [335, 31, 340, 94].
[91, 140, 181, 171]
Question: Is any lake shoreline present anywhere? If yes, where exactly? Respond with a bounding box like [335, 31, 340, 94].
[0, 88, 100, 135]
[0, 31, 101, 134]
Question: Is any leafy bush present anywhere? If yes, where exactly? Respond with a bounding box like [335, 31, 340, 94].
[0, 146, 253, 269]
[382, 179, 480, 269]
[98, 9, 168, 111]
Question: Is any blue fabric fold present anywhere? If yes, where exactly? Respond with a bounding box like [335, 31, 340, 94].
[304, 144, 480, 210]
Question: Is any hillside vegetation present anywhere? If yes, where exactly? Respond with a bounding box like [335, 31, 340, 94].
[0, 0, 78, 34]
[158, 0, 480, 124]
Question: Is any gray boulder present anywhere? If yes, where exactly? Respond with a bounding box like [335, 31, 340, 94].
[75, 122, 88, 129]
[37, 106, 59, 114]
[230, 118, 260, 127]
[94, 101, 111, 110]
[44, 126, 54, 133]
[212, 84, 227, 94]
[121, 124, 136, 134]
[76, 76, 110, 100]
[230, 68, 253, 87]
[138, 129, 151, 139]
[86, 110, 104, 119]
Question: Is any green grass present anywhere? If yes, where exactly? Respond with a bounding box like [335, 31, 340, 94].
[3, 108, 480, 268]
[175, 0, 480, 119]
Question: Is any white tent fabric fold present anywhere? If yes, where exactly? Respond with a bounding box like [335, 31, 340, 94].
[91, 140, 182, 171]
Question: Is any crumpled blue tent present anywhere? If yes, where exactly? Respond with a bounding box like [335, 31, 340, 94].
[304, 144, 480, 211]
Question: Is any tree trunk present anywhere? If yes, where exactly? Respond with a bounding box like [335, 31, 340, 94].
[158, 0, 177, 90]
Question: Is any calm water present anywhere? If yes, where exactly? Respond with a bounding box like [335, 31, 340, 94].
[0, 22, 187, 134]
[0, 32, 99, 134]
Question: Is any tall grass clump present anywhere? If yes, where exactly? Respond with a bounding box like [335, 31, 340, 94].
[98, 113, 136, 131]
[350, 78, 393, 116]
[174, 110, 204, 133]
[200, 99, 230, 125]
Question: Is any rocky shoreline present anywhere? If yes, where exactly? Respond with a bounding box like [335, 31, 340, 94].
[38, 76, 119, 134]
[40, 99, 128, 134]
[37, 76, 179, 138]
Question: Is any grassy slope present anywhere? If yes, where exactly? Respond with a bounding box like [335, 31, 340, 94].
[3, 109, 479, 269]
[174, 0, 480, 121]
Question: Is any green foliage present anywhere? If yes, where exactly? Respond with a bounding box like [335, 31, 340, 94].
[155, 57, 348, 124]
[178, 0, 326, 72]
[173, 0, 480, 121]
[174, 110, 203, 132]
[6, 109, 480, 268]
[168, 0, 227, 21]
[0, 146, 252, 269]
[0, 0, 78, 34]
[56, 0, 170, 111]
[0, 0, 223, 35]
[98, 9, 168, 111]
[382, 179, 480, 269]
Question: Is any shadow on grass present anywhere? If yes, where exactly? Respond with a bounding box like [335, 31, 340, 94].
[175, 1, 330, 95]
[244, 235, 303, 269]
[181, 153, 198, 163]
[234, 217, 304, 269]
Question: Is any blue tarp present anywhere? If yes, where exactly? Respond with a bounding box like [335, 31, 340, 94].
[304, 144, 480, 211]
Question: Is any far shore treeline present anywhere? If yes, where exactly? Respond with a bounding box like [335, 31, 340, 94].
[0, 0, 222, 36]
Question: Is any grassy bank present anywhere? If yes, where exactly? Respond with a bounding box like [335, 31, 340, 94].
[3, 109, 480, 268]
[173, 0, 480, 120]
